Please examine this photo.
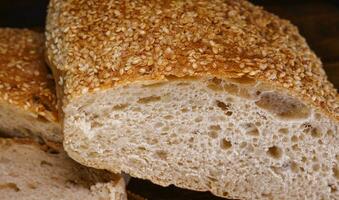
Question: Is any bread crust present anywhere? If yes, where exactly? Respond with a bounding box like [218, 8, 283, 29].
[0, 28, 58, 122]
[46, 0, 338, 121]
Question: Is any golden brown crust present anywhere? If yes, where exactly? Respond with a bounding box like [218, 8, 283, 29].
[46, 0, 338, 120]
[0, 28, 58, 122]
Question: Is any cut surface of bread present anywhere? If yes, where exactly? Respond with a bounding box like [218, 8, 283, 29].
[0, 138, 127, 200]
[65, 78, 338, 200]
[46, 0, 339, 199]
[0, 28, 61, 142]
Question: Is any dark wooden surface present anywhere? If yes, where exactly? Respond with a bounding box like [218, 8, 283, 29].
[0, 1, 337, 200]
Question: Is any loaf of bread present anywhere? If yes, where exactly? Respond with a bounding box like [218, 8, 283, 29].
[0, 138, 127, 200]
[0, 29, 61, 142]
[46, 0, 339, 199]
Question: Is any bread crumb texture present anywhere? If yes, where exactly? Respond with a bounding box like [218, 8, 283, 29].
[46, 0, 338, 120]
[0, 28, 58, 122]
[0, 138, 127, 200]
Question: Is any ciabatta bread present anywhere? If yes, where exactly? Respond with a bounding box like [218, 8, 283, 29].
[0, 29, 61, 142]
[0, 138, 127, 200]
[46, 0, 339, 199]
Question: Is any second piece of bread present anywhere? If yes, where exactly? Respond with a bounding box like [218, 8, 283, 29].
[0, 28, 60, 142]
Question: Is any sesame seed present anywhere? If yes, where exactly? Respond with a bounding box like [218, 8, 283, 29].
[165, 66, 172, 71]
[139, 68, 146, 74]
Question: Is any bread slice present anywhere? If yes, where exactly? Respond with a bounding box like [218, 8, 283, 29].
[46, 0, 339, 199]
[0, 138, 127, 200]
[0, 28, 61, 142]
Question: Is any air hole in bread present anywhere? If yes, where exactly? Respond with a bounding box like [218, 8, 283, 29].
[321, 164, 329, 172]
[156, 150, 168, 160]
[146, 137, 158, 145]
[333, 166, 339, 180]
[222, 191, 229, 197]
[282, 137, 288, 143]
[112, 103, 128, 110]
[27, 183, 37, 189]
[40, 160, 53, 167]
[207, 78, 223, 91]
[163, 115, 174, 119]
[261, 193, 273, 198]
[191, 105, 197, 111]
[194, 116, 203, 123]
[327, 129, 334, 137]
[255, 92, 310, 120]
[47, 148, 60, 155]
[162, 126, 170, 132]
[154, 122, 164, 128]
[240, 123, 259, 136]
[272, 135, 278, 140]
[291, 135, 298, 143]
[88, 151, 99, 157]
[177, 82, 190, 86]
[239, 142, 247, 149]
[220, 138, 232, 150]
[132, 107, 142, 112]
[314, 113, 322, 120]
[267, 146, 283, 159]
[290, 161, 299, 173]
[0, 183, 20, 192]
[215, 100, 231, 114]
[311, 127, 322, 138]
[208, 131, 218, 139]
[278, 128, 288, 134]
[301, 156, 307, 163]
[299, 134, 305, 141]
[37, 115, 49, 123]
[181, 108, 189, 113]
[225, 111, 233, 116]
[312, 163, 320, 171]
[329, 184, 337, 193]
[209, 125, 221, 131]
[301, 123, 312, 132]
[90, 121, 103, 129]
[137, 96, 161, 104]
[137, 146, 146, 151]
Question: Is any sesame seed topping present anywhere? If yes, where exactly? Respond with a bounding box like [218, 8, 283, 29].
[46, 0, 338, 120]
[0, 29, 58, 122]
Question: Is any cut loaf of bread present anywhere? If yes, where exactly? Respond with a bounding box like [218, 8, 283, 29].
[0, 138, 127, 200]
[0, 29, 61, 142]
[46, 0, 339, 199]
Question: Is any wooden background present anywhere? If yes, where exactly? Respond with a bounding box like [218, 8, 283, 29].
[0, 0, 337, 199]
